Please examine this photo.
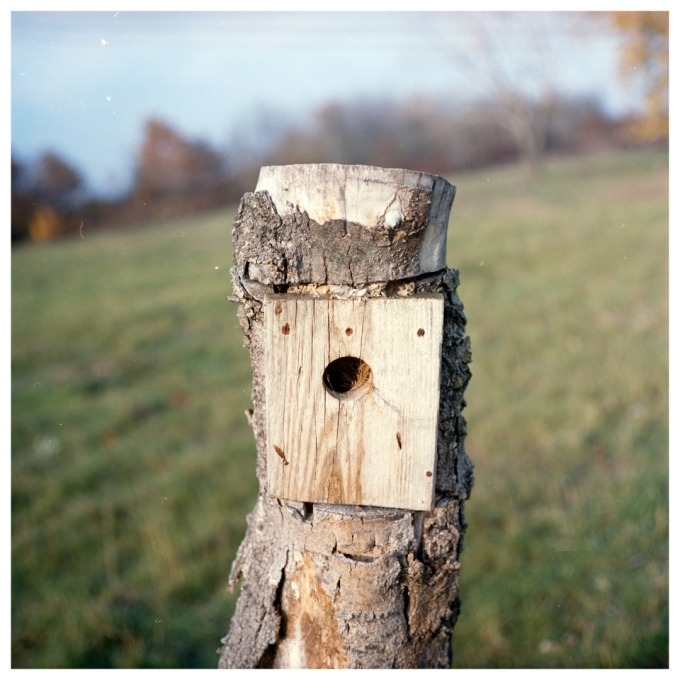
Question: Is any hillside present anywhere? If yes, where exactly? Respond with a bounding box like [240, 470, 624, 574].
[11, 149, 668, 668]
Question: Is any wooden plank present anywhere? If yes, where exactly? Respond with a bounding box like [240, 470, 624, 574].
[264, 294, 443, 511]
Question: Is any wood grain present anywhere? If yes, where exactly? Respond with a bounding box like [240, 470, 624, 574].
[264, 294, 443, 511]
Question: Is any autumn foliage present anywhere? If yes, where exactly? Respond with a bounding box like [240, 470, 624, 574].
[11, 152, 85, 242]
[607, 12, 669, 144]
[134, 120, 224, 201]
[10, 12, 668, 242]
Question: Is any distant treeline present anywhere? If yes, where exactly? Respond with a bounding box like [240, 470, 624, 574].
[10, 93, 657, 243]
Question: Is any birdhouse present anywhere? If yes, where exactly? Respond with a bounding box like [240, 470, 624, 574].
[264, 294, 444, 511]
[232, 163, 457, 512]
[222, 163, 473, 669]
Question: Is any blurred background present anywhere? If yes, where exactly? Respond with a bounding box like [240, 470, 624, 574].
[10, 9, 668, 668]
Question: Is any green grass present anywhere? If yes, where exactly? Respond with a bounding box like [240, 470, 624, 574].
[11, 211, 257, 667]
[449, 150, 668, 668]
[11, 149, 668, 668]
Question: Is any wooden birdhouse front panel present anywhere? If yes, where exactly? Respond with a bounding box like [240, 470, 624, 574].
[264, 294, 443, 511]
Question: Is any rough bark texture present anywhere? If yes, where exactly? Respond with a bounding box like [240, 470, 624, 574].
[218, 165, 472, 669]
[233, 163, 455, 286]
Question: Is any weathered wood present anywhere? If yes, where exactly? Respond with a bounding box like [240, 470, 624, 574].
[219, 164, 473, 669]
[265, 294, 443, 511]
[233, 163, 456, 286]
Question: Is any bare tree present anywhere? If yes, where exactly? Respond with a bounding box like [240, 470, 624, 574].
[430, 12, 584, 170]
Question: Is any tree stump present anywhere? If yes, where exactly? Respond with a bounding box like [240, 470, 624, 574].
[218, 164, 473, 669]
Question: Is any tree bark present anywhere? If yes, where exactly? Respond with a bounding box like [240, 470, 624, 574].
[218, 164, 473, 669]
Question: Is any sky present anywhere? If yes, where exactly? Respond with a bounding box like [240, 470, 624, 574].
[10, 6, 647, 197]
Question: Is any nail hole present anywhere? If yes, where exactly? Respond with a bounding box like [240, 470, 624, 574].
[281, 323, 290, 335]
[345, 328, 353, 336]
[322, 356, 372, 401]
[426, 471, 433, 477]
[417, 328, 425, 337]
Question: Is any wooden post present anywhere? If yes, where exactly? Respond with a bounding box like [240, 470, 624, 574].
[218, 164, 473, 669]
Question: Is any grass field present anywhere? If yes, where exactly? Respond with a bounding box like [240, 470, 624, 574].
[11, 149, 668, 668]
